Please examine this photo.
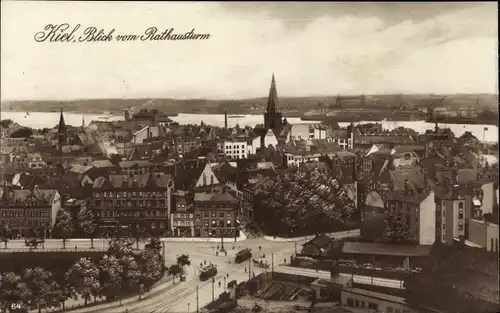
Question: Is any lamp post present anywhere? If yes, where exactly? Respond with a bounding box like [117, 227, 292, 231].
[196, 285, 199, 313]
[187, 302, 190, 313]
[212, 278, 215, 301]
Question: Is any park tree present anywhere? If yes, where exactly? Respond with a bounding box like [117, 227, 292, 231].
[145, 237, 163, 254]
[117, 254, 141, 304]
[52, 282, 77, 311]
[97, 255, 123, 300]
[0, 271, 30, 313]
[22, 267, 55, 313]
[130, 222, 146, 250]
[378, 212, 414, 244]
[53, 209, 74, 249]
[77, 204, 97, 249]
[168, 264, 183, 283]
[65, 257, 100, 305]
[0, 224, 12, 249]
[108, 237, 133, 258]
[138, 249, 164, 291]
[176, 254, 191, 268]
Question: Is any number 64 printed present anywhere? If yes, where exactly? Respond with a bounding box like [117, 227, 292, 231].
[10, 303, 22, 311]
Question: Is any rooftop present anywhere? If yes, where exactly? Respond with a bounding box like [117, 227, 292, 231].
[342, 287, 407, 305]
[342, 242, 432, 257]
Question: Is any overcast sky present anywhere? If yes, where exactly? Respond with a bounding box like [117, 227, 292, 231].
[1, 2, 498, 100]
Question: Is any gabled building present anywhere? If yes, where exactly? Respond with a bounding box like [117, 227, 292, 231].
[0, 186, 61, 238]
[193, 188, 238, 237]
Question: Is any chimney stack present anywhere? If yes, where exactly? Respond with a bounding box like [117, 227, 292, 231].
[224, 110, 228, 130]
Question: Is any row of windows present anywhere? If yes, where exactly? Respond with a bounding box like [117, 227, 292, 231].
[174, 220, 193, 226]
[95, 191, 169, 198]
[3, 219, 49, 227]
[1, 210, 50, 218]
[98, 210, 165, 218]
[94, 200, 167, 207]
[202, 220, 233, 227]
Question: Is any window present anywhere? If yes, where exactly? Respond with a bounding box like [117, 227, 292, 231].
[219, 212, 224, 218]
[211, 212, 216, 218]
[387, 307, 394, 313]
[360, 301, 365, 308]
[458, 202, 464, 209]
[442, 234, 446, 241]
[204, 220, 209, 227]
[368, 303, 378, 311]
[346, 298, 354, 306]
[354, 300, 359, 307]
[458, 222, 463, 231]
[458, 211, 463, 219]
[395, 309, 401, 313]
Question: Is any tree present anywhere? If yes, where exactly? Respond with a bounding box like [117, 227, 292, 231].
[176, 254, 191, 268]
[0, 224, 12, 249]
[77, 204, 97, 249]
[97, 255, 123, 300]
[22, 267, 55, 313]
[167, 264, 183, 283]
[145, 237, 162, 254]
[65, 257, 100, 305]
[51, 282, 77, 311]
[10, 127, 33, 138]
[117, 254, 141, 304]
[107, 238, 133, 258]
[0, 271, 30, 313]
[137, 249, 164, 291]
[378, 212, 414, 244]
[130, 222, 146, 250]
[53, 209, 74, 249]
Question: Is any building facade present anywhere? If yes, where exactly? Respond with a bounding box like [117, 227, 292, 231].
[91, 173, 173, 236]
[193, 189, 238, 237]
[0, 188, 61, 238]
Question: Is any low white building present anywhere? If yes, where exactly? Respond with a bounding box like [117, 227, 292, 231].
[131, 125, 160, 144]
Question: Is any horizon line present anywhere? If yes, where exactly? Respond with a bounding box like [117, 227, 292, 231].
[1, 92, 498, 103]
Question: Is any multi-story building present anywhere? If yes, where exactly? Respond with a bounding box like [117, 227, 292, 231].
[170, 190, 194, 237]
[289, 124, 327, 141]
[327, 127, 354, 150]
[91, 173, 173, 236]
[437, 186, 467, 245]
[193, 188, 238, 237]
[131, 125, 160, 144]
[0, 187, 61, 238]
[11, 152, 47, 170]
[223, 139, 248, 159]
[385, 189, 436, 245]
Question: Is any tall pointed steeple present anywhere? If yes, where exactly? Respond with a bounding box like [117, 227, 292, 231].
[266, 73, 278, 114]
[58, 108, 66, 133]
[57, 108, 67, 148]
[264, 73, 283, 132]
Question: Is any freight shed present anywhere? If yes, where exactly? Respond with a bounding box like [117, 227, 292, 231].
[340, 242, 432, 269]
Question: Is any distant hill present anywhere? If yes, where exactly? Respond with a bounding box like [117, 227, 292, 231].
[1, 94, 497, 116]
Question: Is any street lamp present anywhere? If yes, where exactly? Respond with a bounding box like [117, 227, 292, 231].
[187, 302, 190, 313]
[211, 278, 215, 301]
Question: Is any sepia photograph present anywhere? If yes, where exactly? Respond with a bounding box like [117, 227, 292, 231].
[0, 2, 498, 313]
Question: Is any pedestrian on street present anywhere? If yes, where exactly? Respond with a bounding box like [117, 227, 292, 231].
[284, 258, 286, 264]
[244, 267, 247, 273]
[200, 262, 203, 267]
[217, 245, 219, 250]
[218, 281, 221, 287]
[204, 260, 207, 265]
[225, 251, 227, 256]
[216, 251, 219, 256]
[75, 245, 77, 251]
[259, 245, 261, 252]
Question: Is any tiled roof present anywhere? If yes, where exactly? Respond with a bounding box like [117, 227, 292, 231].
[304, 234, 331, 249]
[92, 173, 171, 189]
[194, 191, 236, 202]
[390, 167, 428, 192]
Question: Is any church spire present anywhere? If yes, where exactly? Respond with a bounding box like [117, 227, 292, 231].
[58, 108, 66, 134]
[267, 73, 278, 114]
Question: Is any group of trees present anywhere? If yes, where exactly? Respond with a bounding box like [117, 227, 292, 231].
[377, 212, 414, 244]
[255, 166, 357, 237]
[0, 237, 167, 313]
[167, 254, 191, 283]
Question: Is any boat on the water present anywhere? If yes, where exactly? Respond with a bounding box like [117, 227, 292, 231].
[228, 115, 245, 118]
